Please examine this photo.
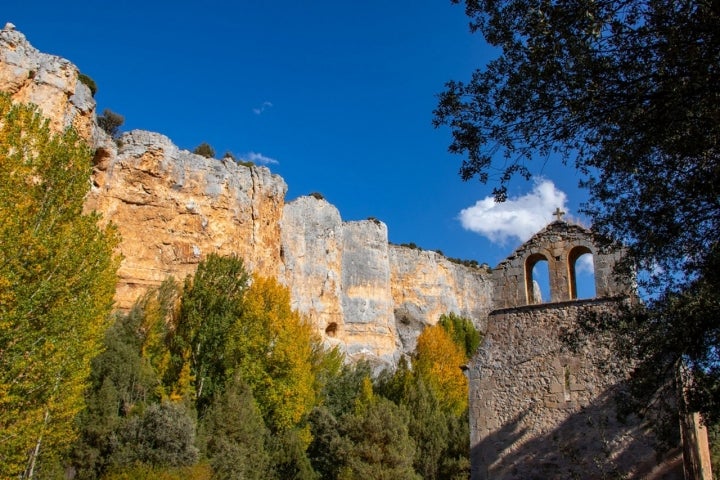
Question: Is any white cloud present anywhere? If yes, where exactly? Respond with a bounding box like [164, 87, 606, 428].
[459, 179, 568, 244]
[241, 151, 279, 165]
[575, 253, 595, 274]
[252, 101, 273, 115]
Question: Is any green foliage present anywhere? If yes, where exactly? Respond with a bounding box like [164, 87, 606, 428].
[375, 359, 470, 480]
[308, 362, 382, 479]
[97, 108, 124, 139]
[78, 72, 97, 97]
[267, 429, 319, 480]
[436, 0, 720, 430]
[226, 274, 318, 433]
[307, 406, 345, 479]
[446, 256, 491, 272]
[102, 462, 212, 480]
[173, 254, 249, 412]
[68, 251, 477, 479]
[199, 375, 270, 480]
[192, 142, 215, 158]
[321, 361, 373, 419]
[0, 94, 119, 477]
[113, 402, 199, 468]
[446, 256, 478, 268]
[222, 151, 254, 167]
[438, 312, 483, 359]
[709, 422, 719, 478]
[337, 395, 420, 480]
[73, 285, 185, 479]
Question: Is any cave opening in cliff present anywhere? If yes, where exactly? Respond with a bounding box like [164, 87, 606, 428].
[325, 322, 338, 337]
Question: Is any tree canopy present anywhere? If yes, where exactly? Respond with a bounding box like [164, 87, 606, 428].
[434, 0, 719, 285]
[0, 94, 119, 477]
[434, 0, 719, 426]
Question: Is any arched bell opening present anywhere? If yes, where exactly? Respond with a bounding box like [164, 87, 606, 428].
[568, 246, 596, 299]
[525, 253, 550, 304]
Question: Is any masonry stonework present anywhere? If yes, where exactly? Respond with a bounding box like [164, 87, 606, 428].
[469, 220, 683, 479]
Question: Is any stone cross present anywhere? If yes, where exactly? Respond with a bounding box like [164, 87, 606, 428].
[553, 207, 566, 222]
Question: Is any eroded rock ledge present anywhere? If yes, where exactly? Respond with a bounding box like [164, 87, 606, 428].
[0, 24, 491, 365]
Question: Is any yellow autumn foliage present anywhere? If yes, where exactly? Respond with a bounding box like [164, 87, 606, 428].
[227, 275, 317, 433]
[414, 324, 468, 415]
[0, 94, 119, 477]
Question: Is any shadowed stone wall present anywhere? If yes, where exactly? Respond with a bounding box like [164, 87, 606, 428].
[469, 300, 682, 479]
[469, 219, 683, 479]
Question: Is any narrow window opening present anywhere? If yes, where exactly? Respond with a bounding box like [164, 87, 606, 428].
[568, 247, 596, 299]
[525, 254, 550, 304]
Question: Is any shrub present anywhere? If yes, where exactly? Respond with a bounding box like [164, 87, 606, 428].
[308, 192, 324, 200]
[193, 142, 215, 158]
[438, 312, 483, 359]
[78, 73, 97, 97]
[97, 108, 124, 139]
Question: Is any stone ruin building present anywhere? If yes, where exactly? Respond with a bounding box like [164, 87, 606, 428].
[0, 24, 712, 478]
[467, 214, 691, 479]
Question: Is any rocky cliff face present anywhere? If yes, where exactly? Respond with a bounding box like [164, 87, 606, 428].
[85, 130, 287, 310]
[0, 24, 491, 364]
[0, 23, 96, 142]
[390, 247, 492, 353]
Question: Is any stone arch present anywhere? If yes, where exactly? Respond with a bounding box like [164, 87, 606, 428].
[525, 253, 550, 304]
[567, 245, 595, 299]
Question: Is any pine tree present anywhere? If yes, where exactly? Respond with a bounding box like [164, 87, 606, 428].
[0, 94, 119, 477]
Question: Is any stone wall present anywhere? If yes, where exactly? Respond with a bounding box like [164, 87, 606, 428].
[86, 130, 287, 310]
[492, 221, 629, 309]
[468, 300, 682, 479]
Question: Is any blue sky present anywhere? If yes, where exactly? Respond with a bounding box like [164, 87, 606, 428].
[4, 1, 593, 290]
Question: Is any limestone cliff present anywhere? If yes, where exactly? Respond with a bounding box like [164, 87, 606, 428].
[279, 197, 492, 363]
[0, 23, 96, 143]
[85, 130, 287, 309]
[389, 246, 493, 353]
[0, 24, 491, 364]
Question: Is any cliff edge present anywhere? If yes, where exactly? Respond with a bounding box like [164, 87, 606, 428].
[0, 24, 491, 365]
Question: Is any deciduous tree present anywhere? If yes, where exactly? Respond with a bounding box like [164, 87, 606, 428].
[438, 312, 482, 359]
[0, 95, 119, 477]
[199, 374, 270, 480]
[434, 0, 720, 424]
[414, 325, 468, 415]
[227, 275, 317, 433]
[172, 254, 249, 412]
